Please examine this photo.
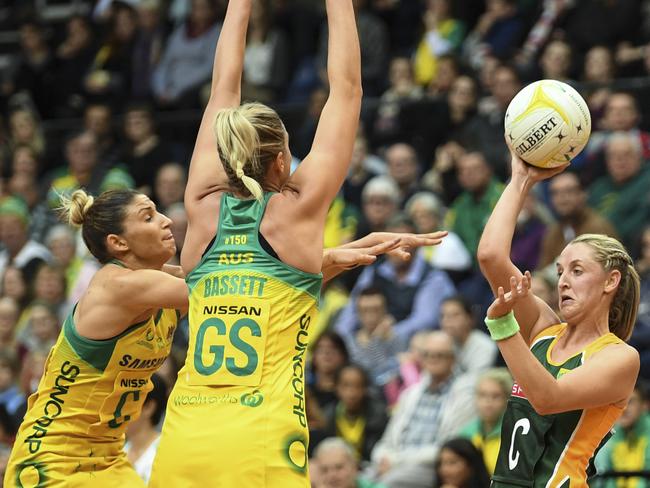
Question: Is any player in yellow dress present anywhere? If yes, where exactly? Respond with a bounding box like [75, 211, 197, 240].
[4, 189, 188, 487]
[149, 0, 364, 486]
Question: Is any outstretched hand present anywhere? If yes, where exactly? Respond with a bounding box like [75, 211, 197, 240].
[486, 271, 532, 319]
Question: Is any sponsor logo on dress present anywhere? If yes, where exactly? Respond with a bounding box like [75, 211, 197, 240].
[511, 382, 527, 399]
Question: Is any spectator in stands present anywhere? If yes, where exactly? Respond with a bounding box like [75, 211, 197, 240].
[370, 331, 476, 488]
[309, 332, 350, 412]
[530, 270, 560, 315]
[152, 0, 222, 108]
[596, 381, 650, 485]
[577, 91, 650, 185]
[511, 192, 548, 272]
[422, 140, 466, 205]
[406, 192, 472, 280]
[16, 302, 59, 359]
[632, 226, 650, 379]
[385, 143, 423, 207]
[434, 438, 491, 488]
[320, 364, 388, 462]
[427, 54, 461, 98]
[537, 40, 573, 83]
[54, 15, 97, 118]
[84, 3, 138, 104]
[371, 57, 423, 148]
[0, 298, 18, 352]
[4, 20, 56, 118]
[345, 287, 404, 387]
[121, 103, 175, 192]
[313, 437, 387, 488]
[45, 224, 99, 310]
[316, 0, 388, 96]
[292, 87, 329, 160]
[0, 197, 50, 283]
[30, 264, 67, 321]
[588, 131, 650, 252]
[342, 134, 386, 210]
[539, 172, 618, 268]
[84, 102, 119, 163]
[8, 145, 41, 210]
[125, 374, 167, 484]
[337, 214, 456, 342]
[439, 295, 497, 375]
[384, 331, 427, 407]
[8, 109, 46, 162]
[166, 203, 188, 264]
[445, 152, 504, 267]
[355, 176, 400, 238]
[459, 368, 513, 475]
[581, 46, 616, 122]
[242, 0, 290, 103]
[1, 267, 31, 330]
[45, 130, 134, 210]
[153, 162, 187, 211]
[131, 0, 167, 100]
[413, 0, 466, 87]
[462, 0, 525, 69]
[0, 350, 24, 422]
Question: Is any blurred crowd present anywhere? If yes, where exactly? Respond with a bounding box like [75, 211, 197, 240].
[2, 0, 650, 486]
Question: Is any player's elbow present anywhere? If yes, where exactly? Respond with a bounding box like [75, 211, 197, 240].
[330, 78, 362, 100]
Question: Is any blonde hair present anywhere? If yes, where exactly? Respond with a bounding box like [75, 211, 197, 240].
[213, 103, 286, 201]
[571, 234, 640, 341]
[59, 189, 94, 227]
[477, 367, 514, 397]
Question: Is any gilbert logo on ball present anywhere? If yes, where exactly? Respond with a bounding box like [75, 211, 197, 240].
[504, 80, 591, 168]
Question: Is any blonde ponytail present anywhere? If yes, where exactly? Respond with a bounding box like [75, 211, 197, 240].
[59, 189, 95, 227]
[213, 102, 286, 201]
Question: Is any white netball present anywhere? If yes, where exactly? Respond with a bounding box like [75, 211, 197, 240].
[504, 79, 591, 168]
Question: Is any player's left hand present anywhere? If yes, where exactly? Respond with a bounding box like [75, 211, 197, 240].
[487, 272, 531, 319]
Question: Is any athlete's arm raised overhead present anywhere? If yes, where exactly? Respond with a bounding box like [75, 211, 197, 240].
[286, 0, 362, 218]
[477, 147, 566, 343]
[184, 0, 252, 210]
[486, 275, 639, 415]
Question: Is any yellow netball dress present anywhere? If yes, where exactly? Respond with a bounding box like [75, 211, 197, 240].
[492, 324, 624, 487]
[5, 305, 178, 488]
[149, 193, 322, 488]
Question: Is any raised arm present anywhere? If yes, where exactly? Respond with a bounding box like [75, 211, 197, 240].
[477, 149, 564, 343]
[287, 0, 362, 217]
[184, 0, 252, 209]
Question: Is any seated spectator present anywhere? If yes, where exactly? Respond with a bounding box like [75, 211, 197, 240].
[632, 226, 650, 379]
[462, 0, 525, 69]
[241, 0, 290, 103]
[459, 368, 513, 475]
[8, 109, 47, 163]
[345, 288, 404, 387]
[342, 134, 387, 211]
[45, 225, 100, 311]
[588, 131, 650, 252]
[166, 203, 188, 265]
[370, 331, 476, 488]
[384, 331, 427, 408]
[320, 364, 388, 462]
[427, 54, 461, 98]
[45, 130, 134, 210]
[0, 350, 24, 422]
[354, 176, 400, 239]
[313, 437, 388, 488]
[530, 270, 560, 316]
[0, 267, 31, 332]
[152, 0, 222, 108]
[385, 143, 424, 207]
[539, 172, 618, 268]
[596, 381, 650, 485]
[576, 92, 650, 185]
[444, 152, 504, 267]
[581, 46, 616, 123]
[511, 192, 548, 272]
[0, 298, 19, 351]
[0, 196, 51, 283]
[153, 162, 187, 211]
[537, 40, 573, 83]
[16, 302, 59, 360]
[406, 192, 471, 279]
[337, 215, 456, 342]
[413, 0, 465, 87]
[125, 374, 168, 484]
[439, 296, 497, 375]
[30, 264, 67, 322]
[371, 57, 423, 148]
[84, 3, 138, 104]
[84, 102, 119, 164]
[131, 0, 167, 100]
[121, 102, 176, 192]
[308, 332, 350, 412]
[434, 438, 491, 488]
